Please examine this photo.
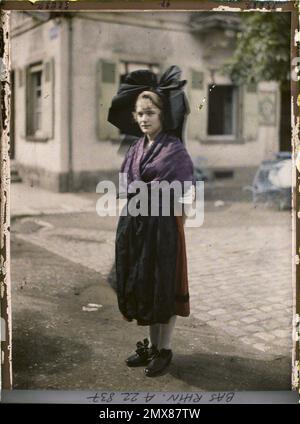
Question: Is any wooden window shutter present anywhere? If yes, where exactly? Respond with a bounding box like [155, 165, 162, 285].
[187, 68, 206, 142]
[242, 85, 258, 142]
[96, 59, 120, 141]
[18, 67, 27, 138]
[42, 58, 55, 139]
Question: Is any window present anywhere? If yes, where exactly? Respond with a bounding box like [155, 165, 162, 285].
[208, 84, 237, 136]
[96, 59, 160, 140]
[27, 63, 43, 137]
[120, 61, 160, 84]
[24, 59, 54, 141]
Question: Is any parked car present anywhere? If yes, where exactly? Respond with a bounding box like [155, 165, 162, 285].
[193, 156, 214, 182]
[251, 152, 292, 210]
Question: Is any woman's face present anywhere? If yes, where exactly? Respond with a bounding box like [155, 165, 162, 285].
[135, 98, 163, 139]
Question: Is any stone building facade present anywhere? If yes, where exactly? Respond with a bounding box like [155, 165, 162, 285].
[11, 11, 285, 192]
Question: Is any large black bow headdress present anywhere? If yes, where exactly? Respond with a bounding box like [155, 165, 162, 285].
[107, 65, 190, 142]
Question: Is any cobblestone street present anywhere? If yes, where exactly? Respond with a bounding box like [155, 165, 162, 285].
[12, 191, 293, 359]
[186, 202, 293, 356]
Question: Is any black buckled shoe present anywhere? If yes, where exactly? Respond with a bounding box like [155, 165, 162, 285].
[126, 339, 158, 367]
[144, 348, 172, 377]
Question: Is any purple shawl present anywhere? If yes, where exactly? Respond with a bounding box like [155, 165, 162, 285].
[119, 131, 195, 196]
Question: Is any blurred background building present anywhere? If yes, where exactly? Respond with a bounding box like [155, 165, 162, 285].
[10, 11, 290, 192]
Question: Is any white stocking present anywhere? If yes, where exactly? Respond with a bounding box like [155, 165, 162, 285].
[149, 323, 160, 348]
[158, 315, 177, 350]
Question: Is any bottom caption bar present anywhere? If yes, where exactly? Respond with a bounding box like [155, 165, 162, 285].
[1, 390, 298, 404]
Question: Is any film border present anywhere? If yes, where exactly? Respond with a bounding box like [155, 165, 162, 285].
[0, 0, 299, 399]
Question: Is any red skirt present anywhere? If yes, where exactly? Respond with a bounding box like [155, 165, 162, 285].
[174, 216, 190, 317]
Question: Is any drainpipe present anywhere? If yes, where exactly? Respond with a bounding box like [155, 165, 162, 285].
[67, 14, 73, 192]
